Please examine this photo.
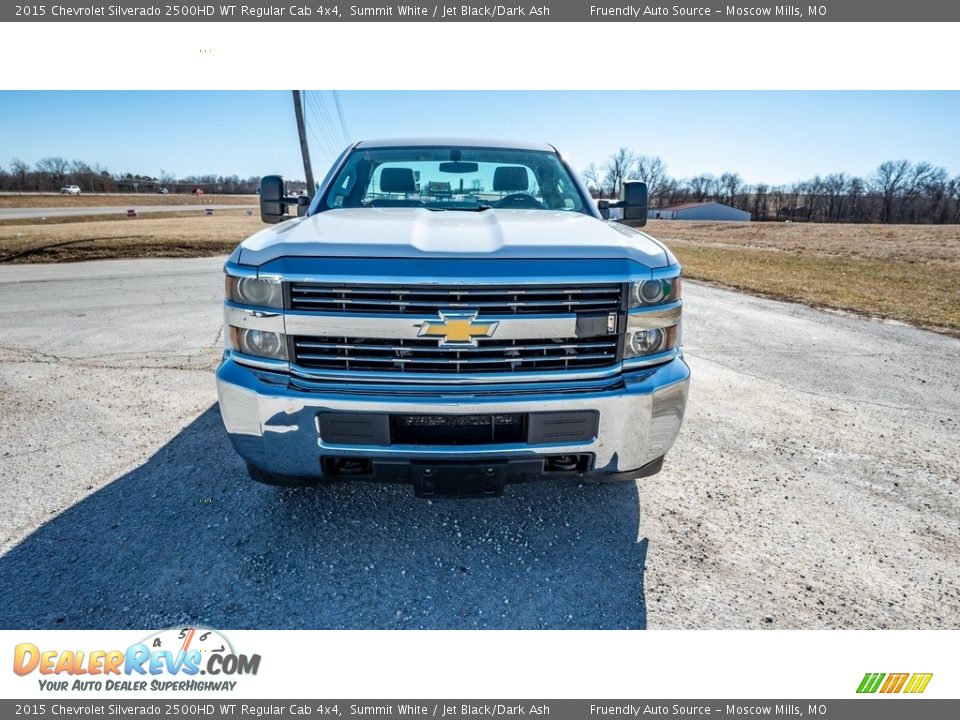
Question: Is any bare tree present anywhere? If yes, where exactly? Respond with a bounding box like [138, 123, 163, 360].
[751, 183, 769, 221]
[905, 162, 947, 222]
[845, 176, 867, 222]
[769, 185, 789, 220]
[581, 163, 606, 198]
[820, 173, 848, 222]
[633, 155, 670, 207]
[35, 156, 70, 189]
[686, 174, 713, 203]
[10, 158, 30, 189]
[872, 159, 911, 223]
[949, 176, 960, 223]
[603, 147, 635, 199]
[717, 172, 744, 206]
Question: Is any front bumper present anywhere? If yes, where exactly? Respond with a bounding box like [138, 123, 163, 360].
[216, 356, 689, 482]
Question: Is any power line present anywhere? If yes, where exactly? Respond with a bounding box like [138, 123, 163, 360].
[302, 92, 338, 166]
[310, 91, 345, 155]
[332, 91, 351, 145]
[304, 91, 340, 163]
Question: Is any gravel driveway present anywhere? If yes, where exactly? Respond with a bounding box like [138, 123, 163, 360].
[0, 258, 957, 629]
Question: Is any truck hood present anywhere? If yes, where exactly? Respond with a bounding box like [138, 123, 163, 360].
[236, 208, 673, 268]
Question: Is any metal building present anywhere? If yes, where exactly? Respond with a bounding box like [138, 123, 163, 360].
[648, 201, 751, 221]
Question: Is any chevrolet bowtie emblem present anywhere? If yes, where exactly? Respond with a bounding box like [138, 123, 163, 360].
[418, 311, 499, 347]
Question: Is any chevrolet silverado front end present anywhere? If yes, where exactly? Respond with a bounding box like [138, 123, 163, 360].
[216, 139, 689, 496]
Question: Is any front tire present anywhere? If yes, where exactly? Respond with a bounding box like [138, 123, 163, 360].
[246, 462, 315, 487]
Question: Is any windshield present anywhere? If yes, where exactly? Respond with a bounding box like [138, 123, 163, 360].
[321, 146, 590, 214]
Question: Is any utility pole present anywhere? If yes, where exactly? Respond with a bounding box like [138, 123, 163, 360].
[292, 90, 315, 193]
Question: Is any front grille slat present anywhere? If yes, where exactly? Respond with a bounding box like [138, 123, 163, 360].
[293, 287, 611, 296]
[290, 297, 618, 309]
[287, 283, 623, 376]
[293, 336, 618, 375]
[289, 283, 622, 315]
[295, 340, 617, 353]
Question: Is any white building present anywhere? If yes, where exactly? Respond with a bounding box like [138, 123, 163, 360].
[648, 201, 751, 221]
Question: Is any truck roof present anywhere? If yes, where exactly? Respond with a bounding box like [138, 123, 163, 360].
[355, 138, 557, 153]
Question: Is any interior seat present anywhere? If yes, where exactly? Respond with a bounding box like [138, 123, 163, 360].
[369, 167, 424, 207]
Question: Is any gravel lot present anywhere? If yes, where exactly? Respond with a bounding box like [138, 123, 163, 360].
[0, 258, 957, 629]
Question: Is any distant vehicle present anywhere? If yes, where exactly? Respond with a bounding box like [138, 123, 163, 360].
[59, 185, 81, 195]
[157, 187, 169, 195]
[192, 187, 204, 196]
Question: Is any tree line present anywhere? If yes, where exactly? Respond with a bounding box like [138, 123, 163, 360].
[582, 149, 960, 224]
[0, 157, 261, 195]
[5, 152, 959, 223]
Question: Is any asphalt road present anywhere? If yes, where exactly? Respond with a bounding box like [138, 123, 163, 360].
[0, 205, 256, 219]
[0, 258, 957, 629]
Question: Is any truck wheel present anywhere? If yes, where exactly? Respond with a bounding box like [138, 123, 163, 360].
[245, 462, 315, 487]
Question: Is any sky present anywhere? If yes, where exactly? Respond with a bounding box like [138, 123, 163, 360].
[1, 90, 958, 186]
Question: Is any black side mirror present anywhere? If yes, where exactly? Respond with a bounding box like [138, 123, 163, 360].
[260, 175, 287, 224]
[596, 199, 610, 220]
[297, 196, 310, 217]
[621, 180, 648, 227]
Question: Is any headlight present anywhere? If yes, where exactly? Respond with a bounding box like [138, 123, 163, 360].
[625, 325, 678, 359]
[225, 275, 283, 309]
[630, 276, 681, 308]
[227, 327, 288, 360]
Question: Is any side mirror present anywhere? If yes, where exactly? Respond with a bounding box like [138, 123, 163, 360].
[621, 180, 648, 227]
[297, 195, 310, 217]
[260, 175, 287, 224]
[596, 199, 610, 220]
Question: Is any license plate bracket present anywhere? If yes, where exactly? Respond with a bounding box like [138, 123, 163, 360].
[411, 462, 507, 498]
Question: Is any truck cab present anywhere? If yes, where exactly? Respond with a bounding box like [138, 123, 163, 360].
[217, 139, 689, 496]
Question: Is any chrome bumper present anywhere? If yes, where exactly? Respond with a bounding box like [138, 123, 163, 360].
[216, 356, 689, 480]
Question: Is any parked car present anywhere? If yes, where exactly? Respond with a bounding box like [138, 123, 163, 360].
[218, 139, 688, 496]
[157, 187, 169, 195]
[59, 185, 81, 195]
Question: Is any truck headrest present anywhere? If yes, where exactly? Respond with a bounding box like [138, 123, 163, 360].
[493, 166, 529, 192]
[380, 167, 417, 194]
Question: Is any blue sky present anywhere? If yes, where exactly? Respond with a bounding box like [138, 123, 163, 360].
[1, 91, 958, 185]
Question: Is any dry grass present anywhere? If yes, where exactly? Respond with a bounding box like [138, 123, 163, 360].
[0, 193, 257, 209]
[645, 220, 960, 336]
[646, 219, 960, 262]
[0, 213, 261, 263]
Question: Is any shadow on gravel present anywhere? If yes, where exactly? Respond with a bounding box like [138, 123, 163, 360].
[0, 406, 647, 630]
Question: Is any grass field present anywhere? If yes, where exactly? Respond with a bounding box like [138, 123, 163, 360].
[0, 193, 257, 209]
[0, 211, 260, 263]
[0, 213, 957, 336]
[645, 220, 960, 336]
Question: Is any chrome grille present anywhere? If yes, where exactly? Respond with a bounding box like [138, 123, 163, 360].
[292, 336, 619, 374]
[289, 283, 623, 315]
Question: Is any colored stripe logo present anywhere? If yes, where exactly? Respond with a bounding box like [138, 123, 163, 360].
[857, 672, 933, 694]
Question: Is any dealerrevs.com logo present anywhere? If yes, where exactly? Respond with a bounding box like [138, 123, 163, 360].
[857, 672, 933, 694]
[13, 627, 261, 692]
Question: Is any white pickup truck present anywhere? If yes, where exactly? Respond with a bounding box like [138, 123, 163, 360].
[217, 139, 689, 496]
